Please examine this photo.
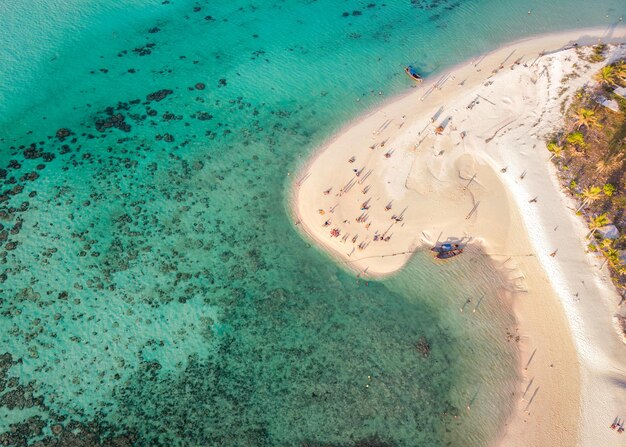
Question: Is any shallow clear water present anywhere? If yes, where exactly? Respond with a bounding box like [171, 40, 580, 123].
[0, 0, 623, 446]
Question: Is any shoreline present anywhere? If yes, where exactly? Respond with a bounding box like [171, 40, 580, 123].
[290, 27, 626, 446]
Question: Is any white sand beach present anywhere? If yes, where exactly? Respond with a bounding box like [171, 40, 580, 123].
[292, 27, 626, 446]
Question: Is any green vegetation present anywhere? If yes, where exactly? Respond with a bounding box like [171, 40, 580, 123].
[576, 185, 601, 212]
[565, 131, 586, 150]
[590, 44, 607, 63]
[594, 65, 619, 87]
[587, 213, 610, 239]
[593, 60, 626, 86]
[577, 44, 608, 63]
[573, 108, 601, 130]
[603, 183, 616, 196]
[547, 56, 626, 295]
[547, 142, 563, 161]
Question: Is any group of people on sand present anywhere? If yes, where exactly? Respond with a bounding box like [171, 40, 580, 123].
[321, 198, 394, 246]
[373, 233, 391, 242]
[319, 139, 405, 250]
[318, 156, 370, 247]
[610, 417, 625, 433]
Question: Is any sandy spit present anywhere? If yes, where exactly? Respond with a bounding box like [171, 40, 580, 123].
[291, 27, 626, 447]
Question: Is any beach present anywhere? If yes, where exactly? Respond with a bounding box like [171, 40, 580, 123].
[293, 27, 626, 447]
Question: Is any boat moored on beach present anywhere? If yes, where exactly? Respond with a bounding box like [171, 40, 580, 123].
[436, 248, 463, 259]
[432, 243, 463, 259]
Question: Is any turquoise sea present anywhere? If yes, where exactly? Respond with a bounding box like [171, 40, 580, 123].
[0, 1, 623, 446]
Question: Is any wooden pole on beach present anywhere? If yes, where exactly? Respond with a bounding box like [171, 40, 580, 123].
[466, 202, 480, 220]
[464, 173, 477, 190]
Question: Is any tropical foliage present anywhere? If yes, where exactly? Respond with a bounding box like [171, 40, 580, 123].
[566, 131, 586, 149]
[594, 65, 619, 86]
[577, 185, 602, 212]
[547, 142, 563, 160]
[587, 213, 610, 239]
[573, 108, 600, 130]
[549, 54, 626, 290]
[604, 183, 616, 196]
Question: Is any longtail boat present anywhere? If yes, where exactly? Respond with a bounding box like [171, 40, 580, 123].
[432, 243, 463, 259]
[436, 248, 463, 259]
[405, 65, 423, 82]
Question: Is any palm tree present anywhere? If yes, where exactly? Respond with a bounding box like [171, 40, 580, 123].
[595, 157, 611, 175]
[587, 213, 610, 239]
[572, 108, 600, 130]
[595, 159, 607, 175]
[594, 65, 618, 86]
[599, 238, 615, 268]
[547, 142, 564, 161]
[599, 238, 613, 251]
[605, 247, 621, 268]
[576, 185, 602, 212]
[596, 153, 623, 175]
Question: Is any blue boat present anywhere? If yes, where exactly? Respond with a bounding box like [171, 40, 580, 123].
[436, 248, 463, 259]
[432, 243, 463, 259]
[405, 65, 423, 82]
